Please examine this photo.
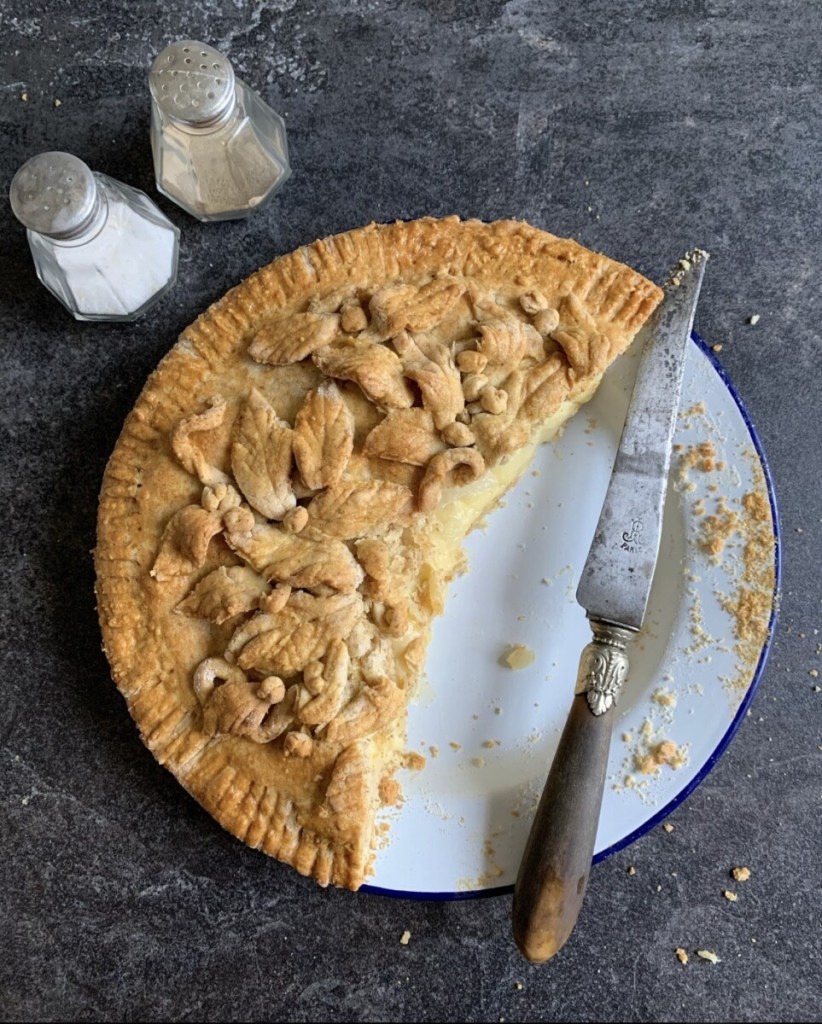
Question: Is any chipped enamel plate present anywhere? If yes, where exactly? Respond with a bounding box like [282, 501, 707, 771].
[364, 333, 780, 899]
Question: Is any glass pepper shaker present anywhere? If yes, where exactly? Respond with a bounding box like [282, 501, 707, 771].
[10, 152, 180, 322]
[149, 40, 291, 221]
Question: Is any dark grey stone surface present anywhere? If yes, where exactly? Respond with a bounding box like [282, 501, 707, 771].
[1, 2, 819, 1021]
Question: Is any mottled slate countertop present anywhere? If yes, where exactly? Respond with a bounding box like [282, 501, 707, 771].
[1, 2, 818, 1021]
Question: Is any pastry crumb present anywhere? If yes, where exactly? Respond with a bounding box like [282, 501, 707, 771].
[502, 643, 536, 669]
[652, 687, 678, 708]
[471, 756, 485, 768]
[403, 751, 426, 771]
[449, 741, 462, 751]
[634, 739, 688, 775]
[723, 890, 738, 902]
[429, 745, 439, 759]
[482, 739, 500, 749]
[678, 440, 720, 480]
[675, 948, 689, 964]
[54, 98, 62, 107]
[748, 314, 760, 325]
[700, 502, 739, 557]
[696, 949, 720, 964]
[515, 981, 524, 990]
[400, 930, 411, 945]
[731, 866, 751, 882]
[663, 823, 674, 833]
[627, 865, 636, 876]
[712, 343, 723, 353]
[379, 777, 404, 806]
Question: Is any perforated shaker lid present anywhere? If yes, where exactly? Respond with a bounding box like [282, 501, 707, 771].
[10, 152, 99, 239]
[149, 40, 236, 125]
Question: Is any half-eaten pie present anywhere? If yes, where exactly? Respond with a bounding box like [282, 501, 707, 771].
[95, 217, 662, 890]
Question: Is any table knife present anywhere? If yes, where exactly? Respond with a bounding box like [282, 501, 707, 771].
[512, 249, 709, 964]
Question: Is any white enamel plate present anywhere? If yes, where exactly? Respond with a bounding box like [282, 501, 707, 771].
[364, 334, 780, 899]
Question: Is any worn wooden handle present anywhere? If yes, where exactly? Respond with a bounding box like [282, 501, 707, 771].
[511, 691, 615, 963]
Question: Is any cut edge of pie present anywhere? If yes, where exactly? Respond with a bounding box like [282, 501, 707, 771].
[94, 216, 662, 890]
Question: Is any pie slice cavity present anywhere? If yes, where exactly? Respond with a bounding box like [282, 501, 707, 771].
[95, 217, 662, 890]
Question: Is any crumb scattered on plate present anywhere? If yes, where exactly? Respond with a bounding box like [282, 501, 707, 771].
[652, 687, 678, 708]
[676, 948, 689, 964]
[502, 643, 536, 669]
[633, 737, 688, 775]
[700, 499, 739, 557]
[723, 890, 738, 902]
[731, 865, 751, 882]
[697, 949, 720, 964]
[400, 930, 411, 945]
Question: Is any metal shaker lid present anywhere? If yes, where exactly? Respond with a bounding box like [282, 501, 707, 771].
[10, 152, 99, 239]
[149, 40, 236, 126]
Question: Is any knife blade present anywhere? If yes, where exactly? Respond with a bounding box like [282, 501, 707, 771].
[512, 250, 708, 964]
[577, 251, 709, 638]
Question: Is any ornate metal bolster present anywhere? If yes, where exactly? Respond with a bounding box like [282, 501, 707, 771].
[574, 619, 636, 716]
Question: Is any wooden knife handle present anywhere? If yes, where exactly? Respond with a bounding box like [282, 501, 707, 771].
[512, 622, 632, 963]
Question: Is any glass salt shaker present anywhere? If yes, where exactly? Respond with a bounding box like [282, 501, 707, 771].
[149, 40, 291, 221]
[10, 152, 180, 322]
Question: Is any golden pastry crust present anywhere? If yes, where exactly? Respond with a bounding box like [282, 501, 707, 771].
[94, 216, 661, 890]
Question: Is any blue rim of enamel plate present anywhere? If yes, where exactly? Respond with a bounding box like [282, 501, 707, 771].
[361, 332, 782, 902]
